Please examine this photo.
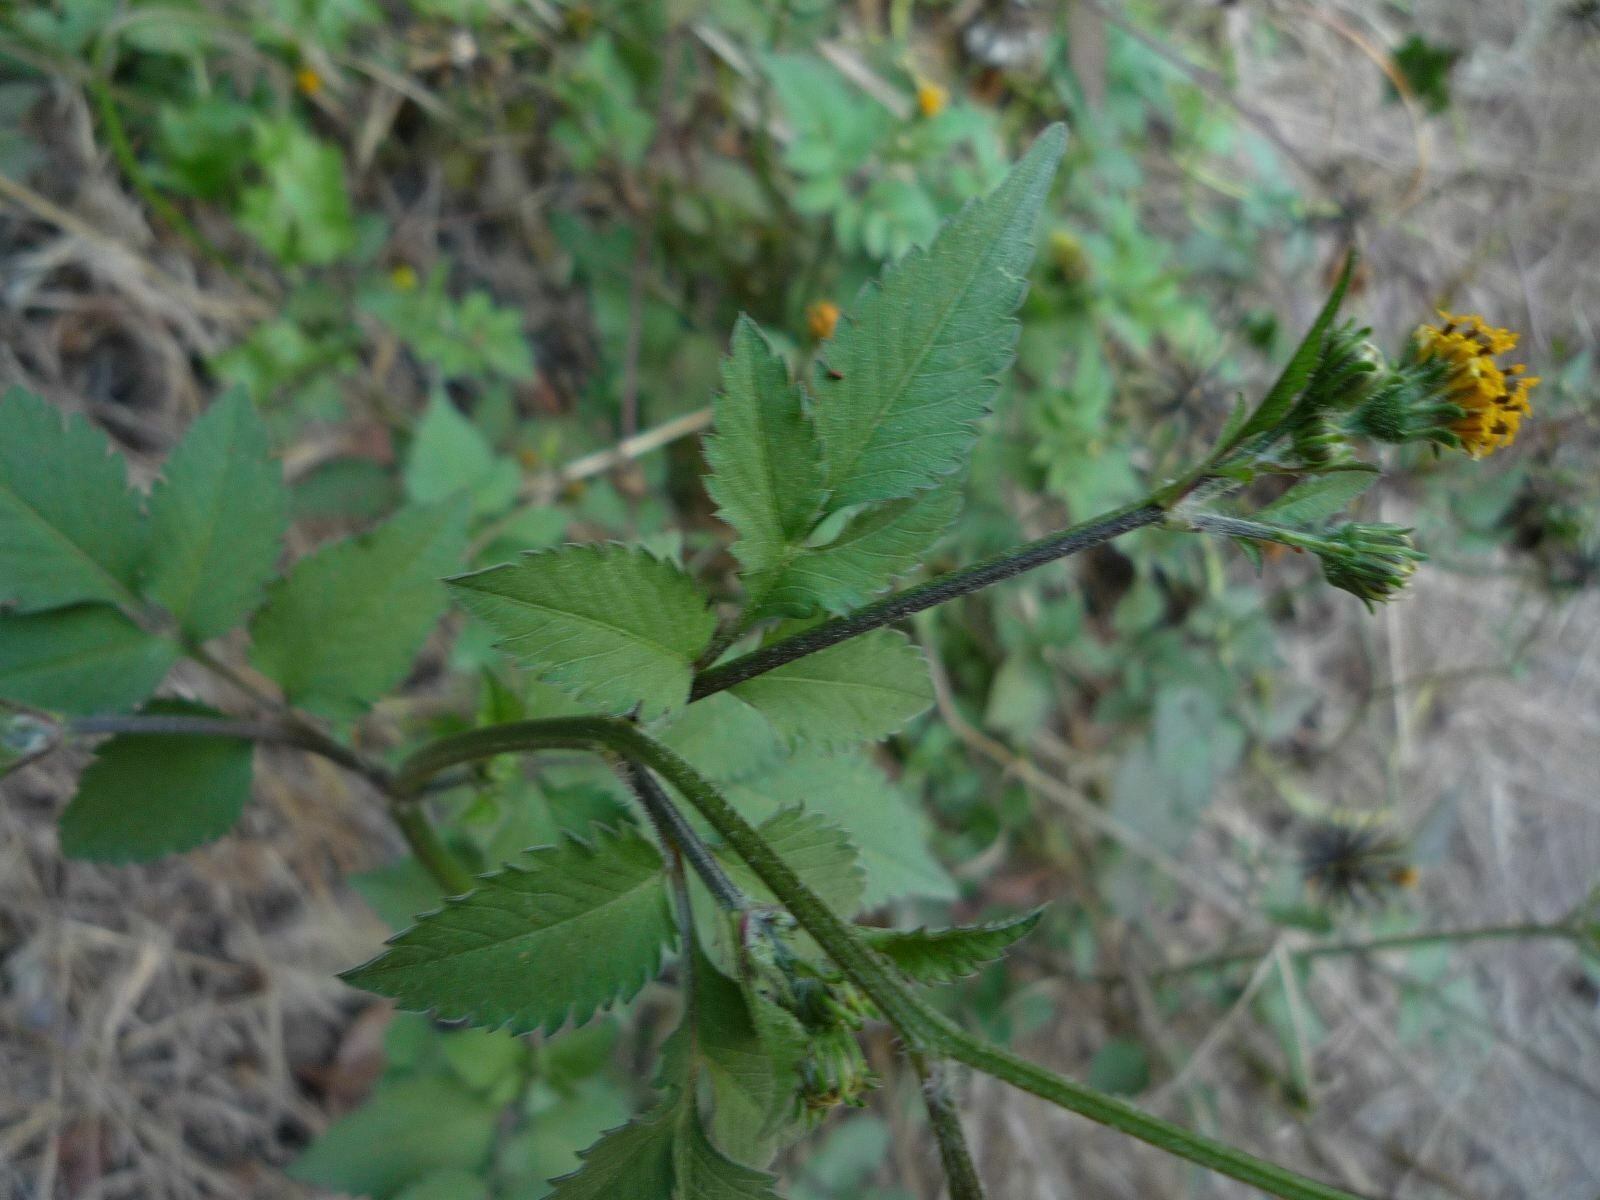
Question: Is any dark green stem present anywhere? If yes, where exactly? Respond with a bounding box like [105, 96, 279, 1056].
[937, 1036, 1359, 1200]
[392, 716, 1363, 1200]
[691, 503, 1163, 700]
[622, 761, 748, 912]
[392, 803, 475, 895]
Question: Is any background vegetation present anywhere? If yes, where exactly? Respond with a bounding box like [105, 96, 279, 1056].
[1, 2, 1597, 1198]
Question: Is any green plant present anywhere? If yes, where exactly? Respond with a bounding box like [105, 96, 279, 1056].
[3, 120, 1570, 1200]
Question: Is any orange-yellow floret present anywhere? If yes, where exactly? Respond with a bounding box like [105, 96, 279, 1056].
[915, 80, 948, 119]
[806, 299, 840, 341]
[1413, 310, 1539, 456]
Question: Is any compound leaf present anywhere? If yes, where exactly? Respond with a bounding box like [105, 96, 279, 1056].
[862, 909, 1044, 984]
[144, 387, 289, 640]
[0, 387, 145, 612]
[704, 317, 825, 586]
[59, 700, 253, 862]
[250, 498, 468, 718]
[811, 125, 1065, 509]
[343, 826, 673, 1035]
[0, 605, 177, 715]
[729, 629, 932, 748]
[449, 544, 716, 720]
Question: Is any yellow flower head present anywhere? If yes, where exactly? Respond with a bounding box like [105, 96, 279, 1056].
[295, 66, 323, 97]
[390, 264, 419, 292]
[915, 80, 948, 119]
[1413, 310, 1539, 456]
[806, 299, 840, 342]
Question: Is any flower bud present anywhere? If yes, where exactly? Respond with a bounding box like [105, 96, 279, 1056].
[1316, 522, 1424, 609]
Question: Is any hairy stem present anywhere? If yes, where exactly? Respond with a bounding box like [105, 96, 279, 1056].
[621, 760, 748, 912]
[392, 716, 1363, 1200]
[909, 1051, 986, 1200]
[691, 502, 1163, 700]
[936, 1034, 1358, 1200]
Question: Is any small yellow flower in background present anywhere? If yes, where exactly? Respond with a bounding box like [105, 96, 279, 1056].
[806, 300, 840, 341]
[1048, 229, 1089, 284]
[915, 80, 948, 119]
[1413, 309, 1539, 457]
[295, 66, 323, 97]
[390, 264, 419, 292]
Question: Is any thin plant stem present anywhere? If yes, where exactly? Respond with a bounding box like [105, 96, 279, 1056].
[621, 761, 748, 912]
[690, 502, 1164, 700]
[392, 803, 475, 895]
[909, 1050, 986, 1200]
[1147, 922, 1582, 982]
[69, 712, 385, 791]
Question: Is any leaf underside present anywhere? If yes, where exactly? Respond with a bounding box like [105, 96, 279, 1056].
[729, 628, 933, 748]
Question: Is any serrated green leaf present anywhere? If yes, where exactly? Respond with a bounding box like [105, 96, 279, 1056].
[143, 388, 289, 640]
[449, 544, 716, 720]
[59, 700, 253, 862]
[862, 909, 1043, 984]
[704, 317, 825, 585]
[501, 1075, 631, 1193]
[0, 605, 177, 715]
[546, 1107, 676, 1200]
[1253, 470, 1377, 529]
[251, 499, 468, 718]
[718, 808, 865, 918]
[752, 484, 962, 620]
[343, 827, 673, 1035]
[404, 392, 521, 515]
[729, 750, 953, 907]
[0, 387, 144, 612]
[811, 126, 1065, 508]
[288, 1073, 501, 1199]
[1229, 253, 1356, 449]
[673, 1103, 782, 1200]
[729, 630, 932, 749]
